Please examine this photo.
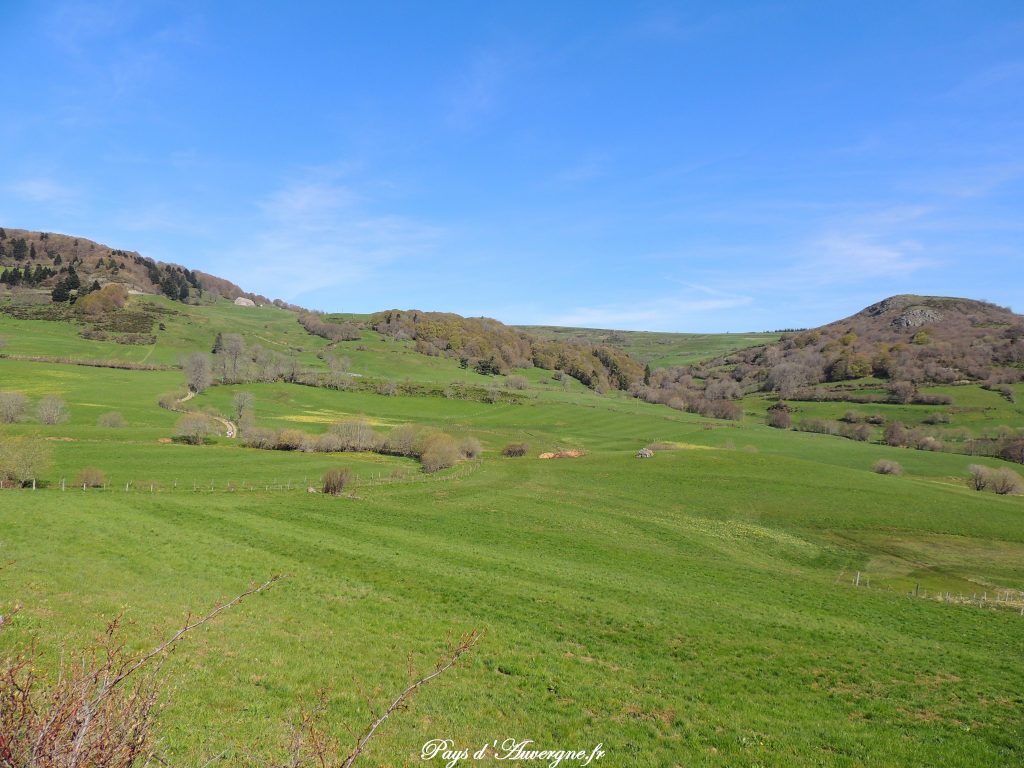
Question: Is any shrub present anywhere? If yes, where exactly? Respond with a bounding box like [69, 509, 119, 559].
[314, 431, 346, 452]
[383, 424, 421, 457]
[75, 283, 128, 315]
[242, 427, 277, 450]
[873, 459, 903, 476]
[75, 467, 106, 488]
[0, 392, 29, 423]
[916, 435, 943, 452]
[329, 418, 380, 452]
[968, 464, 991, 491]
[322, 467, 353, 496]
[883, 421, 908, 447]
[157, 392, 181, 410]
[377, 380, 398, 396]
[420, 433, 460, 473]
[174, 413, 214, 445]
[505, 375, 529, 391]
[766, 409, 791, 429]
[796, 418, 841, 436]
[459, 436, 482, 459]
[298, 313, 361, 341]
[37, 395, 68, 425]
[708, 399, 742, 421]
[989, 467, 1023, 496]
[97, 411, 125, 428]
[275, 429, 306, 451]
[924, 412, 951, 425]
[913, 393, 952, 406]
[0, 435, 52, 486]
[502, 442, 529, 457]
[888, 381, 916, 404]
[841, 423, 872, 442]
[998, 437, 1024, 465]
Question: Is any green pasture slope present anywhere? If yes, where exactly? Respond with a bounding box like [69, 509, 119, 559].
[0, 297, 1022, 767]
[518, 325, 781, 368]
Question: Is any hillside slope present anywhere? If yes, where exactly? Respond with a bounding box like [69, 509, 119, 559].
[0, 227, 266, 304]
[634, 295, 1024, 409]
[746, 295, 1024, 392]
[518, 324, 781, 367]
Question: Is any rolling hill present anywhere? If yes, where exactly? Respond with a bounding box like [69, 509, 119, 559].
[0, 230, 1023, 766]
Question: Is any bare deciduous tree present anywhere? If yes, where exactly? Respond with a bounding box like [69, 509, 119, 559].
[989, 467, 1023, 495]
[232, 391, 255, 421]
[184, 352, 213, 393]
[37, 395, 68, 425]
[0, 392, 29, 424]
[221, 333, 246, 381]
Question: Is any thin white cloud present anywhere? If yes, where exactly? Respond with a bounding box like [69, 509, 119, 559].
[806, 234, 931, 280]
[545, 292, 752, 331]
[214, 176, 442, 302]
[780, 205, 936, 287]
[10, 178, 77, 203]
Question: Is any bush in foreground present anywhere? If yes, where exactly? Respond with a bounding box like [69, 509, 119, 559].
[0, 576, 475, 768]
[502, 442, 529, 457]
[873, 459, 902, 476]
[322, 467, 353, 496]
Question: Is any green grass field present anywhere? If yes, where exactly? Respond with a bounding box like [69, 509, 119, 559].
[1, 296, 1022, 766]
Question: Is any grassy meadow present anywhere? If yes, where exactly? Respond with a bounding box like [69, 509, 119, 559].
[1, 296, 1022, 767]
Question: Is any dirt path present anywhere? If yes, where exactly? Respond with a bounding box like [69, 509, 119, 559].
[213, 415, 237, 438]
[174, 390, 235, 438]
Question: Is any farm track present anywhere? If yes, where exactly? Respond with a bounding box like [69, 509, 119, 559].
[174, 389, 237, 438]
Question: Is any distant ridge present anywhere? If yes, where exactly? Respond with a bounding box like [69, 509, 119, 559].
[0, 227, 268, 306]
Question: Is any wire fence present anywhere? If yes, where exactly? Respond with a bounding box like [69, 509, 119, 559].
[843, 569, 1024, 616]
[14, 460, 484, 495]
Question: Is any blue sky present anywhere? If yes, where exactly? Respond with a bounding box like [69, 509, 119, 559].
[2, 1, 1022, 331]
